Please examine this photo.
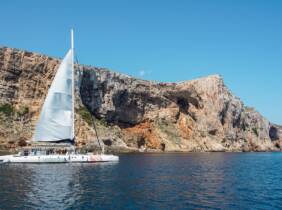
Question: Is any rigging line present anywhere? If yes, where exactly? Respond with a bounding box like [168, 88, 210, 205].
[92, 115, 103, 153]
[75, 55, 103, 153]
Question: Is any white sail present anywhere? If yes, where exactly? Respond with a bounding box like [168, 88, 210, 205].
[33, 49, 74, 142]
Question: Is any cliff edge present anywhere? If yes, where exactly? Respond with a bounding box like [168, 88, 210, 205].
[0, 46, 281, 152]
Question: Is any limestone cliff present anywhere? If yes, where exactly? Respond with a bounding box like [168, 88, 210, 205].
[0, 46, 281, 152]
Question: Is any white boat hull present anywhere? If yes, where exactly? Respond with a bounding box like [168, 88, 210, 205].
[0, 154, 119, 163]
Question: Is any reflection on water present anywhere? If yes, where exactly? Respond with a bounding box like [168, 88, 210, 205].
[1, 153, 282, 209]
[0, 162, 118, 210]
[25, 164, 79, 209]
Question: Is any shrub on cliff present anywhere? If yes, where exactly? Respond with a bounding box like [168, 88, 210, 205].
[16, 106, 29, 117]
[0, 103, 14, 116]
[77, 107, 93, 126]
[252, 128, 259, 137]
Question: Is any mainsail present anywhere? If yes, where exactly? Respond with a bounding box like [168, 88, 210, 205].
[33, 48, 75, 142]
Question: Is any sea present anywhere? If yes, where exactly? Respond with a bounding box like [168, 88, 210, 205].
[0, 152, 282, 210]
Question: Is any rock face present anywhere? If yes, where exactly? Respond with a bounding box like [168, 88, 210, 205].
[0, 46, 281, 152]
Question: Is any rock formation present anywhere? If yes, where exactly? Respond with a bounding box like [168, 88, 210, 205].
[0, 46, 281, 152]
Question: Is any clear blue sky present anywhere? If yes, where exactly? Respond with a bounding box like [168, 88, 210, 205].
[1, 0, 281, 124]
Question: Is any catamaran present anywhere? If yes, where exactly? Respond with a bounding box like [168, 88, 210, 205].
[0, 29, 119, 163]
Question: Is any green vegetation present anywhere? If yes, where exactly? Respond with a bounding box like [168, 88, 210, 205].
[77, 107, 93, 125]
[16, 106, 29, 117]
[0, 103, 14, 116]
[0, 104, 32, 144]
[77, 106, 93, 126]
[77, 106, 108, 127]
[252, 127, 259, 137]
[0, 104, 29, 118]
[97, 118, 107, 127]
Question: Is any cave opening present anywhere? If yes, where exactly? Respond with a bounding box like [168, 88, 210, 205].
[269, 126, 279, 141]
[209, 129, 217, 136]
[177, 98, 189, 114]
[161, 143, 166, 151]
[275, 142, 281, 149]
[219, 102, 229, 126]
[137, 137, 146, 148]
[103, 139, 112, 146]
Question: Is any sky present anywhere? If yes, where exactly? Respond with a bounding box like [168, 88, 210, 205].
[0, 0, 281, 124]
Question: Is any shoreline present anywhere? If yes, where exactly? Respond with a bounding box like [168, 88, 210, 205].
[1, 148, 282, 156]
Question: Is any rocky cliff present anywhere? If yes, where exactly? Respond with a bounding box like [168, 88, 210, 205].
[0, 46, 281, 152]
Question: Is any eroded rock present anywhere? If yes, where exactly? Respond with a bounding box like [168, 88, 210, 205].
[0, 46, 281, 152]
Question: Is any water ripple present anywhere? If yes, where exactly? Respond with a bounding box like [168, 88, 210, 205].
[1, 153, 282, 209]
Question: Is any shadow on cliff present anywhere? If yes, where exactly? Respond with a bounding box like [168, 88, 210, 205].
[79, 66, 203, 129]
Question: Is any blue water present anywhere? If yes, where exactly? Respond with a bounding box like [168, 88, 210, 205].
[1, 153, 282, 210]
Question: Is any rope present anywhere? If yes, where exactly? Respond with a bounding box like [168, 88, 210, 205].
[92, 116, 103, 153]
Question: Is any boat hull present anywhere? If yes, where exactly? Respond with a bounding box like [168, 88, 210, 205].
[0, 154, 119, 163]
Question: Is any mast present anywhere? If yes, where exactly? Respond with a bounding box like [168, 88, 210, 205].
[71, 29, 75, 141]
